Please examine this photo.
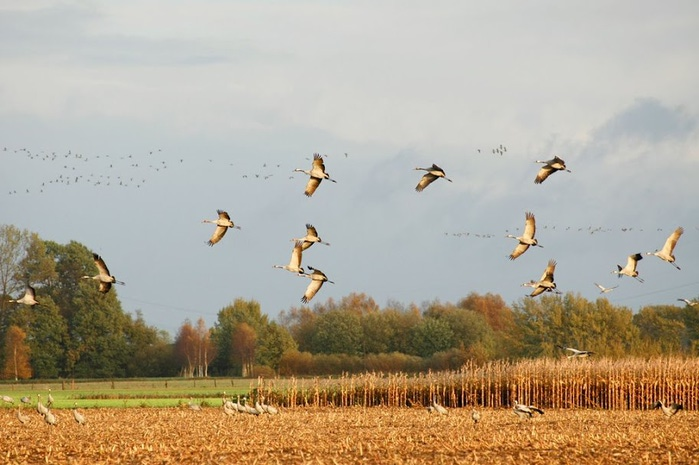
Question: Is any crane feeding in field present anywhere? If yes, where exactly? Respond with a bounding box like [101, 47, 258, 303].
[594, 283, 618, 294]
[292, 224, 330, 251]
[414, 164, 452, 192]
[202, 209, 241, 246]
[256, 397, 279, 415]
[612, 253, 644, 282]
[17, 406, 31, 424]
[534, 156, 570, 184]
[82, 253, 125, 293]
[2, 395, 14, 404]
[188, 397, 202, 411]
[524, 259, 560, 297]
[427, 396, 448, 415]
[73, 403, 86, 424]
[557, 345, 594, 358]
[506, 212, 543, 260]
[299, 266, 334, 304]
[44, 409, 57, 426]
[677, 298, 698, 307]
[647, 227, 683, 270]
[274, 241, 305, 274]
[8, 285, 39, 306]
[654, 401, 682, 417]
[513, 400, 544, 419]
[294, 153, 336, 197]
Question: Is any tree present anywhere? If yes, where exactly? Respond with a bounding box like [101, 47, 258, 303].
[633, 305, 686, 354]
[409, 317, 454, 358]
[1, 325, 31, 380]
[310, 310, 363, 355]
[256, 322, 297, 372]
[279, 305, 319, 352]
[126, 311, 176, 377]
[0, 225, 30, 303]
[232, 322, 257, 376]
[175, 320, 197, 377]
[23, 295, 68, 378]
[210, 298, 271, 375]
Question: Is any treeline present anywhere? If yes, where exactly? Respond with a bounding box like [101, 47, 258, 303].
[0, 225, 176, 379]
[2, 224, 698, 380]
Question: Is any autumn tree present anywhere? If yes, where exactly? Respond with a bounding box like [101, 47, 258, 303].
[175, 320, 197, 377]
[211, 298, 278, 375]
[232, 322, 257, 376]
[195, 317, 215, 377]
[1, 325, 31, 380]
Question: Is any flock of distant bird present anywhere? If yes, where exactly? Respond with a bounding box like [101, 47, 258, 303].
[5, 151, 692, 309]
[2, 390, 85, 426]
[417, 395, 682, 423]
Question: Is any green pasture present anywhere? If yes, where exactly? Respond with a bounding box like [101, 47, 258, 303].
[0, 378, 266, 409]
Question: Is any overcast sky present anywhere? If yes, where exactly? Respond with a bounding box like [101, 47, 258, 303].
[2, 1, 698, 337]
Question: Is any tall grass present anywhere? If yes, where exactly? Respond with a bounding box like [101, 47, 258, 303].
[270, 357, 699, 410]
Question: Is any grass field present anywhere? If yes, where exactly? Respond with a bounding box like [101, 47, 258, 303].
[2, 405, 698, 464]
[0, 378, 255, 408]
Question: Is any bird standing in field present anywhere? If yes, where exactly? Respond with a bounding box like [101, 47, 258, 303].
[654, 401, 682, 417]
[294, 153, 336, 197]
[188, 397, 202, 411]
[471, 409, 481, 425]
[647, 227, 683, 270]
[506, 212, 543, 260]
[534, 156, 570, 184]
[525, 259, 560, 297]
[299, 266, 334, 303]
[202, 209, 241, 246]
[513, 400, 544, 419]
[557, 345, 594, 358]
[73, 403, 86, 424]
[36, 394, 48, 416]
[612, 253, 644, 282]
[414, 164, 452, 192]
[44, 409, 57, 426]
[594, 283, 618, 294]
[273, 241, 305, 274]
[17, 406, 31, 424]
[82, 253, 125, 293]
[292, 224, 330, 251]
[8, 285, 39, 306]
[428, 396, 448, 415]
[47, 388, 54, 408]
[258, 397, 279, 415]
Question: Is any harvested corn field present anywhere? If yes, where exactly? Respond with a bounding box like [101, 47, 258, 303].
[3, 406, 699, 464]
[274, 357, 699, 411]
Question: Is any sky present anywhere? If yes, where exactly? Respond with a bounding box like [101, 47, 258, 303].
[2, 1, 699, 337]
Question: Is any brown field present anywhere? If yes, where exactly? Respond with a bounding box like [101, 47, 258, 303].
[3, 406, 699, 464]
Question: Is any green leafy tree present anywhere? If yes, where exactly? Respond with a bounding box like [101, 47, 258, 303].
[409, 317, 454, 358]
[279, 305, 320, 352]
[256, 322, 297, 372]
[310, 310, 363, 355]
[210, 298, 269, 375]
[633, 305, 686, 354]
[23, 295, 67, 378]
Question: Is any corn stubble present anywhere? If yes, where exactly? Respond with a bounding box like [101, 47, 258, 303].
[3, 357, 698, 464]
[2, 407, 697, 464]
